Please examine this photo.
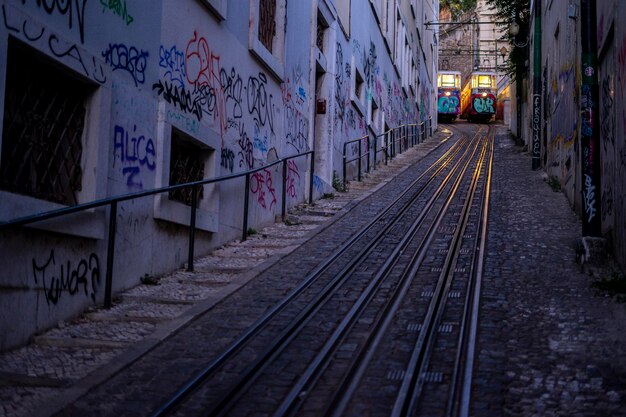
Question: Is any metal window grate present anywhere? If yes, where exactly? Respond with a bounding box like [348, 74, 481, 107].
[1, 41, 87, 206]
[259, 0, 276, 52]
[168, 132, 205, 207]
[316, 22, 325, 51]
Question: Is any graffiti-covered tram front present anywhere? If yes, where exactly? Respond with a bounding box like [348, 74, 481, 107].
[437, 71, 462, 123]
[461, 71, 497, 123]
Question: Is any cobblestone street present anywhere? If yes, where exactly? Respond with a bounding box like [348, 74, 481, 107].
[474, 130, 626, 416]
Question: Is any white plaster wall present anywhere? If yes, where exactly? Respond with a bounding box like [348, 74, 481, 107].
[541, 0, 580, 208]
[0, 0, 153, 350]
[0, 0, 437, 351]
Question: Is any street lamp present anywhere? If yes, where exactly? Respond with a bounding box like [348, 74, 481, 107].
[499, 46, 508, 59]
[509, 22, 529, 47]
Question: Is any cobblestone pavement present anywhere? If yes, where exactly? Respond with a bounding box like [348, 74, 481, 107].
[2, 124, 625, 417]
[473, 129, 626, 416]
[0, 130, 449, 417]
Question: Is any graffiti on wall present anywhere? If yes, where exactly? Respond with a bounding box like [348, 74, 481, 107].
[155, 32, 279, 172]
[313, 175, 323, 193]
[113, 124, 156, 188]
[286, 160, 300, 198]
[285, 104, 308, 152]
[363, 41, 377, 89]
[250, 168, 277, 210]
[335, 43, 349, 123]
[281, 66, 309, 152]
[600, 52, 615, 224]
[21, 0, 87, 43]
[220, 67, 244, 120]
[237, 122, 254, 170]
[159, 45, 186, 88]
[253, 124, 269, 159]
[221, 147, 235, 172]
[102, 43, 148, 86]
[100, 0, 134, 25]
[3, 5, 106, 84]
[246, 72, 275, 133]
[548, 64, 578, 188]
[32, 250, 101, 306]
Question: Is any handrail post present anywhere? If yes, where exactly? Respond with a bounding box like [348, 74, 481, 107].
[187, 186, 198, 272]
[104, 201, 117, 309]
[394, 128, 398, 156]
[309, 151, 315, 204]
[385, 131, 389, 164]
[404, 125, 408, 150]
[281, 159, 287, 221]
[358, 139, 362, 182]
[343, 142, 347, 188]
[373, 135, 377, 170]
[395, 128, 398, 156]
[366, 136, 371, 173]
[242, 173, 250, 242]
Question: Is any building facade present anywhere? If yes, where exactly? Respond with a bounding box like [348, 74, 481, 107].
[0, 0, 437, 351]
[519, 0, 626, 269]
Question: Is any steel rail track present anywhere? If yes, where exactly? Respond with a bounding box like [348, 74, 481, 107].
[270, 128, 490, 417]
[392, 126, 493, 417]
[455, 127, 494, 417]
[199, 132, 483, 417]
[149, 131, 468, 417]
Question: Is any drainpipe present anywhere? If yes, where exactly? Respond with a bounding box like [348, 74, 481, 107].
[580, 0, 602, 237]
[531, 0, 541, 170]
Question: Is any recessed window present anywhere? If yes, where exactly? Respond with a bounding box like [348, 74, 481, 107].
[249, 0, 286, 80]
[355, 71, 365, 103]
[316, 12, 329, 52]
[259, 0, 277, 53]
[168, 130, 206, 207]
[1, 39, 91, 206]
[371, 99, 380, 131]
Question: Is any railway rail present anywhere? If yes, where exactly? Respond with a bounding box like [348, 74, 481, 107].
[54, 123, 494, 417]
[144, 123, 494, 417]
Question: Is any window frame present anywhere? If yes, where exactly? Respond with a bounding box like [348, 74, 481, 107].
[0, 35, 110, 239]
[249, 0, 286, 81]
[153, 111, 220, 233]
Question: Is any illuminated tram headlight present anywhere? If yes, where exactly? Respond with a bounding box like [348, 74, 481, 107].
[445, 91, 451, 96]
[482, 92, 487, 97]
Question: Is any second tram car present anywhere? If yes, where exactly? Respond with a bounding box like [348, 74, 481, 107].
[437, 71, 462, 122]
[460, 71, 497, 123]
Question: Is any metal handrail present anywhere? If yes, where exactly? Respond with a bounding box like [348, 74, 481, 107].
[342, 135, 369, 185]
[342, 123, 423, 185]
[0, 150, 315, 308]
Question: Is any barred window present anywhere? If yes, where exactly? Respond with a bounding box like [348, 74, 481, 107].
[168, 130, 205, 207]
[1, 39, 89, 206]
[316, 18, 325, 51]
[259, 0, 276, 52]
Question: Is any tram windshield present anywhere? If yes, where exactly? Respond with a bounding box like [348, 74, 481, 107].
[438, 73, 460, 88]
